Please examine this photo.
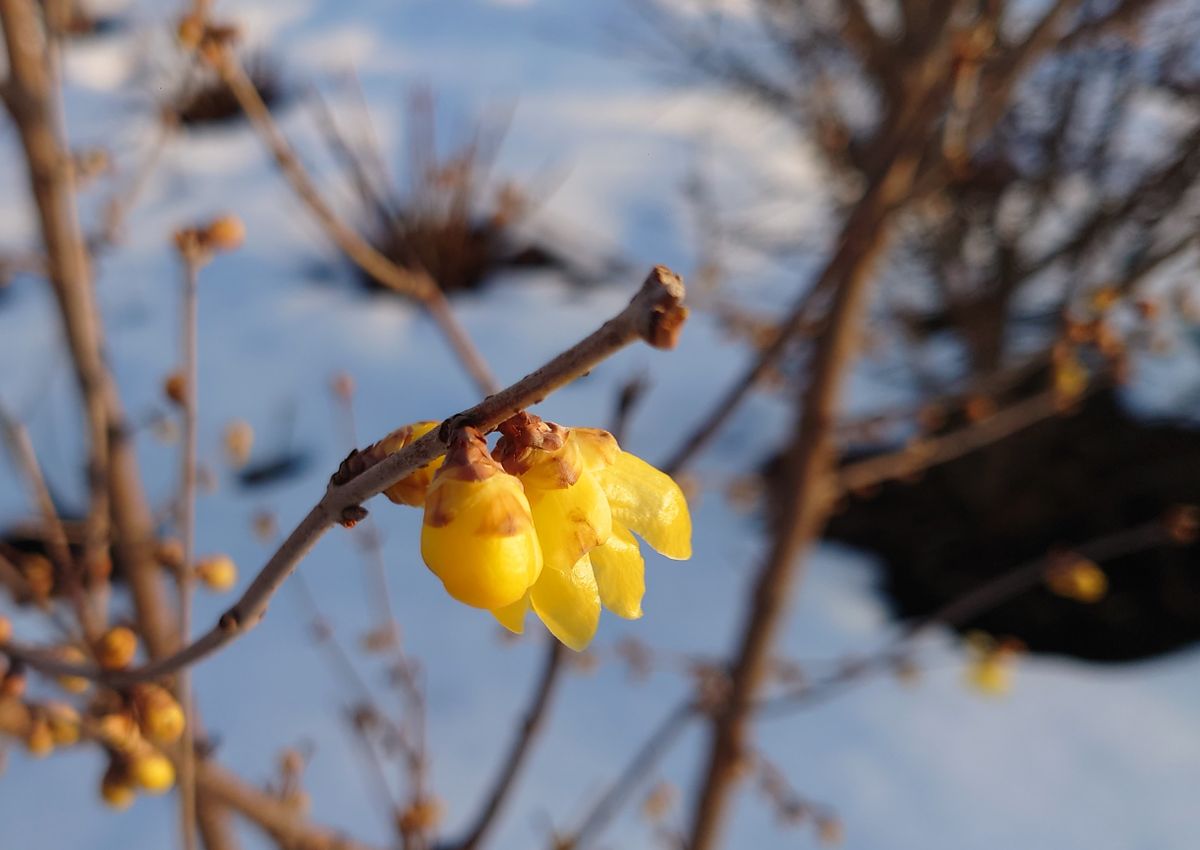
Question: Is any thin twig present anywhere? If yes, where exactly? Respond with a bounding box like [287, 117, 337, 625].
[329, 386, 431, 806]
[566, 700, 698, 850]
[836, 388, 1066, 495]
[684, 55, 951, 850]
[757, 520, 1171, 715]
[445, 640, 565, 850]
[1, 267, 687, 686]
[0, 406, 97, 639]
[176, 249, 201, 850]
[212, 48, 498, 397]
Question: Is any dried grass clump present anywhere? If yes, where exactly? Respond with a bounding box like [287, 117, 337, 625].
[332, 90, 596, 295]
[168, 53, 285, 128]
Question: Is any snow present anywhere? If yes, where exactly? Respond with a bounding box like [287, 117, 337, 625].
[1, 1, 1198, 849]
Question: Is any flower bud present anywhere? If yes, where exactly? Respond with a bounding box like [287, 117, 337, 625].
[132, 684, 186, 744]
[154, 537, 186, 571]
[1046, 556, 1107, 603]
[25, 713, 54, 758]
[132, 752, 176, 794]
[97, 711, 141, 752]
[101, 761, 137, 810]
[222, 419, 254, 468]
[196, 554, 238, 592]
[421, 429, 542, 609]
[163, 371, 187, 407]
[372, 421, 442, 506]
[54, 645, 90, 694]
[46, 702, 81, 746]
[202, 214, 245, 252]
[97, 626, 138, 670]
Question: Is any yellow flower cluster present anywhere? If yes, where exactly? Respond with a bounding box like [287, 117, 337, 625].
[388, 414, 691, 650]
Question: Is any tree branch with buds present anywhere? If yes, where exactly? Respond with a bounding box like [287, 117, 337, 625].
[1, 266, 687, 686]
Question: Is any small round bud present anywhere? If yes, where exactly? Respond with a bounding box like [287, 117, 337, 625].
[54, 645, 90, 694]
[132, 752, 176, 794]
[330, 372, 355, 401]
[1164, 504, 1200, 546]
[154, 537, 186, 571]
[1046, 556, 1107, 603]
[133, 685, 186, 744]
[26, 714, 55, 758]
[202, 215, 245, 252]
[817, 816, 845, 846]
[176, 13, 204, 49]
[22, 553, 54, 599]
[397, 797, 443, 835]
[222, 420, 254, 468]
[163, 371, 187, 407]
[1, 665, 27, 699]
[97, 711, 141, 751]
[195, 555, 237, 592]
[97, 626, 139, 670]
[101, 761, 137, 810]
[46, 702, 81, 746]
[251, 511, 278, 542]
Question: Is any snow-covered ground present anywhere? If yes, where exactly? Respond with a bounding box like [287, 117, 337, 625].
[1, 2, 1199, 849]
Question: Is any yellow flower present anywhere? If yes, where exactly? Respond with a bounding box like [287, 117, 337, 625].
[421, 429, 542, 610]
[491, 417, 691, 650]
[576, 427, 691, 619]
[375, 421, 444, 506]
[493, 416, 613, 650]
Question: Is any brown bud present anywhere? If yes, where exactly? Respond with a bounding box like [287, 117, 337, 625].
[163, 371, 187, 407]
[202, 214, 245, 252]
[154, 538, 186, 571]
[330, 371, 355, 401]
[1164, 505, 1200, 546]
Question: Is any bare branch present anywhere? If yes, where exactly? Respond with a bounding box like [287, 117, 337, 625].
[566, 700, 697, 850]
[175, 245, 202, 850]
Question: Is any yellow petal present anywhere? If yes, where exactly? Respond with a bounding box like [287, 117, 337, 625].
[572, 427, 619, 472]
[492, 592, 530, 634]
[590, 523, 645, 620]
[527, 467, 612, 572]
[421, 472, 542, 609]
[596, 452, 691, 560]
[380, 421, 444, 506]
[530, 554, 601, 651]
